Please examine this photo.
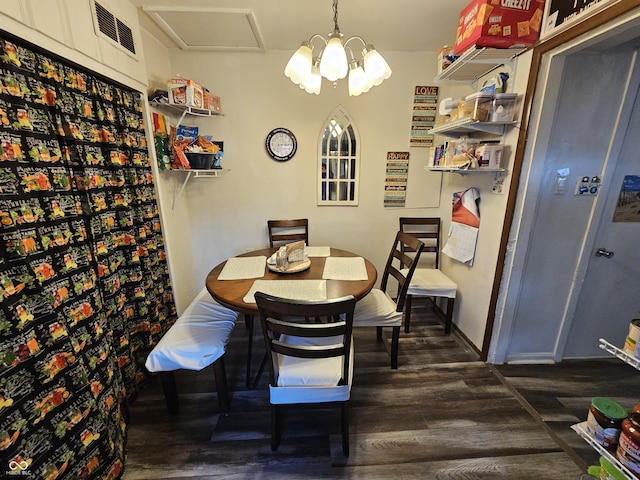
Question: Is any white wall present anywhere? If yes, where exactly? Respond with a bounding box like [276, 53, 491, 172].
[140, 41, 530, 351]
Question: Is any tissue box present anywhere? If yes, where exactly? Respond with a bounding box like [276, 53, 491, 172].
[168, 78, 204, 108]
[453, 0, 545, 55]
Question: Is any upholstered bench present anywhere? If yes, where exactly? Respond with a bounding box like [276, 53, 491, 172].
[145, 288, 238, 415]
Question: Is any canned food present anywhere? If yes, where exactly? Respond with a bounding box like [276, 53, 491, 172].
[616, 412, 640, 475]
[586, 397, 627, 450]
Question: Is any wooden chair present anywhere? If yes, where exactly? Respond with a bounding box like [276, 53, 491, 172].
[255, 292, 356, 455]
[145, 288, 238, 414]
[399, 217, 457, 334]
[353, 231, 424, 369]
[267, 219, 309, 248]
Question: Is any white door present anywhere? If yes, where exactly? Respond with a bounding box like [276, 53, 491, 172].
[562, 79, 640, 358]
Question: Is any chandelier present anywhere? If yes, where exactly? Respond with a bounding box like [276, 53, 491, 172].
[284, 0, 392, 96]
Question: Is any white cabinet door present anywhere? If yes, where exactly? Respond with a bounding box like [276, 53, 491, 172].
[26, 0, 70, 46]
[1, 0, 26, 23]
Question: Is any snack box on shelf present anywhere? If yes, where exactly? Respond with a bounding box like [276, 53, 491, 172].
[168, 78, 204, 108]
[454, 0, 545, 55]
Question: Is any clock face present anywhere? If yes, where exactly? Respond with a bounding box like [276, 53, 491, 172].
[266, 128, 297, 162]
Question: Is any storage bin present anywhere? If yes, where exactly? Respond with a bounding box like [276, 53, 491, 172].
[475, 144, 503, 169]
[184, 152, 215, 169]
[461, 92, 493, 122]
[491, 93, 518, 122]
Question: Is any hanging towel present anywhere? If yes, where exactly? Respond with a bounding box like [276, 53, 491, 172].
[442, 187, 480, 266]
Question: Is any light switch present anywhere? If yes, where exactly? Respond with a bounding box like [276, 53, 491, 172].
[575, 174, 601, 195]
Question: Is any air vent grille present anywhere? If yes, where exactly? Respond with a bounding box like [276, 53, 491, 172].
[116, 19, 135, 54]
[93, 1, 136, 55]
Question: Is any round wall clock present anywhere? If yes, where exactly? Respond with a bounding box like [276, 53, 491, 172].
[265, 127, 297, 162]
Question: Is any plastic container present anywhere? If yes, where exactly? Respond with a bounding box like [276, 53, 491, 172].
[598, 456, 627, 480]
[616, 412, 640, 476]
[184, 152, 215, 169]
[461, 92, 493, 122]
[623, 319, 640, 358]
[491, 93, 518, 122]
[586, 397, 627, 450]
[475, 144, 503, 169]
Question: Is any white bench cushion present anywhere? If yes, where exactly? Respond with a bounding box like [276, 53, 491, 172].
[145, 288, 238, 372]
[352, 289, 402, 327]
[403, 268, 457, 298]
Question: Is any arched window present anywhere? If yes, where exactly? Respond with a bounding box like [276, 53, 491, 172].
[318, 106, 359, 206]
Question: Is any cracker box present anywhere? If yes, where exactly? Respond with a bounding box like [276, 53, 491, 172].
[453, 0, 546, 55]
[167, 78, 204, 108]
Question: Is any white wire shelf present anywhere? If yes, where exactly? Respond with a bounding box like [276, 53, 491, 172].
[429, 118, 516, 137]
[426, 166, 505, 175]
[572, 422, 639, 479]
[434, 46, 527, 83]
[599, 338, 640, 371]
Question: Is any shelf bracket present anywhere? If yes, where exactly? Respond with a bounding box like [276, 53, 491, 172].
[172, 171, 193, 211]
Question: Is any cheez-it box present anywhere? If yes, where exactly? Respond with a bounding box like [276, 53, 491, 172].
[454, 0, 546, 55]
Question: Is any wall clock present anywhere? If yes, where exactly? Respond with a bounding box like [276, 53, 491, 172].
[265, 127, 297, 162]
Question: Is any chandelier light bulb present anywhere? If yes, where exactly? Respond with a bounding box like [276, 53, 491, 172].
[285, 42, 312, 85]
[304, 63, 322, 95]
[348, 62, 367, 97]
[320, 35, 348, 82]
[363, 45, 392, 87]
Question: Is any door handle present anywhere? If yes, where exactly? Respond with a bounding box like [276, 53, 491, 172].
[595, 248, 614, 258]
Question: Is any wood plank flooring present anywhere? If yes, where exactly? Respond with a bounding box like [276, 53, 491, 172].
[123, 301, 586, 479]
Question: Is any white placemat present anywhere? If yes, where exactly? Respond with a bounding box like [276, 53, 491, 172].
[243, 280, 327, 304]
[306, 246, 331, 257]
[322, 257, 368, 280]
[217, 256, 266, 280]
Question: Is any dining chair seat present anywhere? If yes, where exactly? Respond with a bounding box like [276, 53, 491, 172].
[353, 290, 403, 327]
[269, 334, 353, 404]
[403, 268, 457, 298]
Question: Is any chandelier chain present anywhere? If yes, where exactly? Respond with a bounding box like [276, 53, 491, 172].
[332, 0, 340, 32]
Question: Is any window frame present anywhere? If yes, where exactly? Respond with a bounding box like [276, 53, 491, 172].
[318, 106, 360, 206]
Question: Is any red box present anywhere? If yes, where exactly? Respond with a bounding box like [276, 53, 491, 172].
[453, 0, 545, 55]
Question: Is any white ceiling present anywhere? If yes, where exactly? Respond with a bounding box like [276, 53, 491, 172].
[131, 0, 471, 53]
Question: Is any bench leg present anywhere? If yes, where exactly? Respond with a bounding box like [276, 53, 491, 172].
[213, 356, 230, 412]
[159, 371, 179, 416]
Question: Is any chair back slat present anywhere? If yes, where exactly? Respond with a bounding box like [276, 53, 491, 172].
[379, 231, 425, 312]
[267, 219, 309, 248]
[399, 217, 441, 268]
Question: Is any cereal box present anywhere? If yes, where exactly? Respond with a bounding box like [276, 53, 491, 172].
[167, 78, 204, 108]
[453, 0, 546, 55]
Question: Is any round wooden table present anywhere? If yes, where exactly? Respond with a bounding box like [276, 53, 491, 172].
[206, 247, 377, 388]
[205, 247, 378, 315]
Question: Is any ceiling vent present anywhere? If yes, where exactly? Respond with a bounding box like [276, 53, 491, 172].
[92, 0, 137, 57]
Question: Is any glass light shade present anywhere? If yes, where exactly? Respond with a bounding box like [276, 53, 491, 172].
[303, 64, 322, 95]
[348, 64, 367, 97]
[320, 36, 348, 82]
[364, 46, 392, 86]
[285, 43, 312, 85]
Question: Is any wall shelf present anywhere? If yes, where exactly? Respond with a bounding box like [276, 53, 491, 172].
[429, 118, 516, 137]
[426, 166, 505, 176]
[167, 169, 229, 211]
[150, 99, 223, 128]
[434, 46, 527, 83]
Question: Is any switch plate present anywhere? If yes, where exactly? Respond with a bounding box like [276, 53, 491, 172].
[575, 175, 601, 196]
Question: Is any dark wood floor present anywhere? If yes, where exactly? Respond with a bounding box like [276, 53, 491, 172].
[123, 301, 602, 479]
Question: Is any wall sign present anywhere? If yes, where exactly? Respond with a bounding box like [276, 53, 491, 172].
[384, 152, 409, 207]
[409, 86, 438, 148]
[541, 0, 617, 39]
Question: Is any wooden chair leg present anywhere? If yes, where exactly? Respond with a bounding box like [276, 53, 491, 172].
[245, 314, 254, 389]
[213, 356, 230, 412]
[271, 404, 281, 451]
[390, 326, 400, 369]
[159, 371, 179, 416]
[341, 401, 350, 456]
[404, 294, 413, 333]
[445, 297, 454, 334]
[376, 326, 383, 341]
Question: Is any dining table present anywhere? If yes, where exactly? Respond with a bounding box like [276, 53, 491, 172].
[205, 246, 378, 387]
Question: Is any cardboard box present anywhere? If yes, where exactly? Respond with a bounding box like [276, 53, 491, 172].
[167, 78, 204, 108]
[454, 0, 546, 55]
[206, 92, 222, 113]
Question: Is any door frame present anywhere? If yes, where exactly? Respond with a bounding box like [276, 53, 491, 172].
[484, 1, 640, 363]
